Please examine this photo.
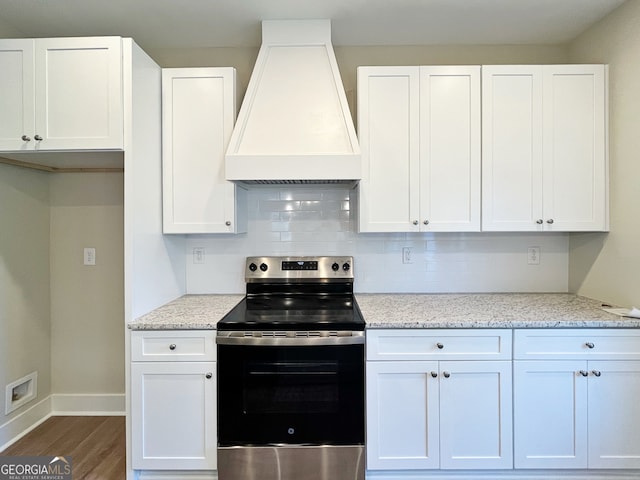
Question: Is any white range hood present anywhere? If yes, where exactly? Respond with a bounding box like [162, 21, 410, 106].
[225, 20, 361, 184]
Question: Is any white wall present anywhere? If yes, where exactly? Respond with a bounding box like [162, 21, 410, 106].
[568, 0, 640, 307]
[186, 186, 569, 294]
[0, 163, 51, 437]
[49, 172, 124, 395]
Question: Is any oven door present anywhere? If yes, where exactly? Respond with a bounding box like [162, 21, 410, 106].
[217, 337, 364, 447]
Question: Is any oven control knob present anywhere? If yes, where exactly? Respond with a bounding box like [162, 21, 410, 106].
[249, 263, 258, 272]
[260, 263, 268, 272]
[287, 427, 295, 435]
[332, 262, 339, 271]
[342, 262, 351, 272]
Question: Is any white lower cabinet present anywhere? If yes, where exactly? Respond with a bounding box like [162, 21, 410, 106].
[131, 330, 217, 470]
[514, 329, 640, 469]
[366, 329, 513, 471]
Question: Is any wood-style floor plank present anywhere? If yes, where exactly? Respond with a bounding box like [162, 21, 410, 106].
[1, 416, 125, 480]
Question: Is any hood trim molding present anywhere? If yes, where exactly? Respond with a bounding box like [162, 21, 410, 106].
[225, 20, 361, 183]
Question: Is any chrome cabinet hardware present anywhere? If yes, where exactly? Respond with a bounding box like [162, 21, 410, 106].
[225, 221, 231, 226]
[536, 219, 544, 224]
[21, 135, 31, 142]
[169, 343, 177, 350]
[592, 370, 602, 377]
[430, 371, 438, 378]
[34, 134, 43, 141]
[205, 372, 213, 379]
[423, 220, 429, 225]
[442, 371, 451, 378]
[436, 342, 444, 349]
[579, 370, 589, 377]
[412, 220, 419, 225]
[585, 342, 595, 349]
[546, 219, 554, 224]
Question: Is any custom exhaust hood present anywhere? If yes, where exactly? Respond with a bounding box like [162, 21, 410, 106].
[225, 20, 361, 184]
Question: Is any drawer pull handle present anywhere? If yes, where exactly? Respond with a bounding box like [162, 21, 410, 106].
[430, 371, 438, 378]
[169, 344, 177, 350]
[442, 371, 451, 378]
[436, 342, 444, 350]
[205, 372, 213, 379]
[592, 370, 602, 377]
[579, 370, 589, 377]
[585, 342, 595, 349]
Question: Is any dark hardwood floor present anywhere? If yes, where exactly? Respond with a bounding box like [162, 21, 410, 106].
[1, 416, 125, 480]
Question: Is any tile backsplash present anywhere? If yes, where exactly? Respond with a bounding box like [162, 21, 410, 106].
[185, 185, 568, 294]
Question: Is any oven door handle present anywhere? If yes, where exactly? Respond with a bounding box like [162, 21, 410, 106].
[216, 332, 365, 346]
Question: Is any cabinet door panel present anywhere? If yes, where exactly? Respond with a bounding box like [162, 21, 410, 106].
[366, 361, 439, 470]
[439, 360, 512, 469]
[543, 65, 607, 231]
[0, 39, 35, 151]
[34, 37, 123, 150]
[420, 66, 480, 231]
[482, 66, 543, 231]
[513, 360, 588, 469]
[358, 66, 420, 232]
[131, 362, 216, 470]
[588, 360, 640, 468]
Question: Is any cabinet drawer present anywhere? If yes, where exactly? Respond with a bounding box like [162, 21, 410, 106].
[367, 329, 512, 360]
[514, 329, 640, 360]
[131, 330, 216, 362]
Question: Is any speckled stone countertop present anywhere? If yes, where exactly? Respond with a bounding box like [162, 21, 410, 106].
[128, 293, 640, 330]
[356, 293, 640, 329]
[128, 295, 243, 330]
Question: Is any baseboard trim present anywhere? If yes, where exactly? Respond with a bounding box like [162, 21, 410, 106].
[51, 393, 126, 415]
[0, 396, 52, 452]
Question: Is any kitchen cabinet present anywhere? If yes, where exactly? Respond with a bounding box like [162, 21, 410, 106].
[162, 68, 247, 234]
[357, 66, 480, 233]
[482, 65, 608, 231]
[366, 329, 512, 470]
[130, 330, 217, 470]
[0, 37, 123, 152]
[514, 329, 640, 469]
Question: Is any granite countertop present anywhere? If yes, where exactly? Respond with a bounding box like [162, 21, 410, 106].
[128, 293, 640, 331]
[356, 293, 640, 329]
[128, 295, 243, 330]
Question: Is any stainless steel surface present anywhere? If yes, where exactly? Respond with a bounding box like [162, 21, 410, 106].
[218, 445, 364, 480]
[217, 330, 364, 346]
[245, 256, 354, 282]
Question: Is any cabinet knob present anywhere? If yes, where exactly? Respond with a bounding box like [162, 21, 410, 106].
[412, 220, 419, 225]
[436, 342, 444, 350]
[169, 343, 177, 350]
[34, 135, 43, 141]
[205, 372, 213, 379]
[430, 371, 438, 378]
[536, 219, 544, 225]
[423, 220, 429, 225]
[579, 370, 589, 377]
[442, 371, 451, 378]
[585, 342, 595, 349]
[21, 135, 31, 142]
[225, 221, 231, 226]
[546, 219, 554, 224]
[591, 370, 602, 377]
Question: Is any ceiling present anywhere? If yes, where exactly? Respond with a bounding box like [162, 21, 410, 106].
[0, 0, 627, 50]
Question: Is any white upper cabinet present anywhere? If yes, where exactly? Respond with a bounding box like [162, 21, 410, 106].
[0, 37, 123, 152]
[482, 65, 608, 231]
[357, 66, 480, 233]
[162, 68, 247, 234]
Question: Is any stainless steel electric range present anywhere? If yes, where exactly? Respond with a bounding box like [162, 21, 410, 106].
[216, 256, 365, 480]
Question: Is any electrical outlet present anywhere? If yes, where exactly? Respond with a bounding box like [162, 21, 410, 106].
[528, 247, 540, 265]
[193, 247, 205, 264]
[83, 247, 96, 266]
[402, 247, 413, 264]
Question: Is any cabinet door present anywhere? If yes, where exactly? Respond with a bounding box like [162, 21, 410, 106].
[439, 360, 512, 469]
[542, 65, 607, 231]
[366, 361, 439, 470]
[131, 362, 216, 470]
[482, 66, 544, 231]
[358, 66, 421, 232]
[0, 39, 35, 151]
[588, 360, 640, 468]
[162, 68, 245, 233]
[419, 66, 481, 231]
[34, 37, 123, 150]
[513, 360, 588, 469]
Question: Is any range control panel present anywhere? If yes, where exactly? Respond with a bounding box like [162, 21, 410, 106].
[245, 256, 354, 281]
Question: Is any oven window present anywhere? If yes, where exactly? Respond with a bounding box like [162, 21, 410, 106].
[244, 361, 339, 414]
